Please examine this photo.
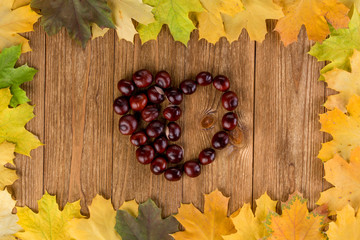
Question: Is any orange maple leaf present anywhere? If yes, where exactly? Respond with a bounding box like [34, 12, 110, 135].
[275, 0, 349, 46]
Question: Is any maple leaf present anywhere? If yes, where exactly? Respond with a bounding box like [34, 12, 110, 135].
[0, 45, 37, 107]
[15, 192, 84, 240]
[317, 147, 360, 215]
[326, 205, 360, 239]
[115, 199, 179, 240]
[0, 142, 18, 190]
[172, 189, 236, 240]
[137, 0, 204, 45]
[323, 50, 360, 111]
[31, 0, 115, 47]
[69, 195, 139, 240]
[223, 192, 277, 240]
[222, 0, 284, 42]
[0, 0, 39, 53]
[265, 192, 327, 240]
[12, 0, 30, 10]
[92, 0, 155, 42]
[318, 95, 360, 162]
[275, 0, 349, 46]
[339, 0, 360, 13]
[309, 10, 360, 80]
[0, 190, 22, 239]
[0, 88, 42, 156]
[193, 0, 243, 44]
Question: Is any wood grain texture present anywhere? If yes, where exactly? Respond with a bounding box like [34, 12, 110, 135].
[12, 25, 327, 215]
[253, 23, 325, 208]
[112, 28, 254, 215]
[13, 23, 45, 210]
[44, 29, 115, 210]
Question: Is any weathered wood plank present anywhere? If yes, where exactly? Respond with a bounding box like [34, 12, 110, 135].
[13, 23, 46, 210]
[13, 23, 327, 215]
[112, 28, 186, 216]
[181, 31, 254, 213]
[44, 29, 115, 210]
[253, 23, 325, 208]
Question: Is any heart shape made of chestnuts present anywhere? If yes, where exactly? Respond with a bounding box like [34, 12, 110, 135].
[113, 70, 239, 181]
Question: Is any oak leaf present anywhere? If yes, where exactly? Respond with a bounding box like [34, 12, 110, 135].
[0, 45, 37, 107]
[222, 0, 284, 42]
[15, 192, 84, 240]
[327, 205, 360, 240]
[137, 0, 204, 45]
[317, 147, 360, 215]
[193, 0, 243, 44]
[224, 192, 277, 240]
[116, 199, 179, 240]
[318, 95, 360, 162]
[0, 88, 42, 156]
[309, 10, 360, 80]
[324, 50, 360, 111]
[31, 0, 115, 47]
[0, 0, 39, 53]
[0, 142, 17, 190]
[0, 190, 22, 239]
[92, 0, 154, 42]
[265, 192, 327, 240]
[275, 0, 349, 46]
[172, 189, 236, 240]
[69, 195, 139, 240]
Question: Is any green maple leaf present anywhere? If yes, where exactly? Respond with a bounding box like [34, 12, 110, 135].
[309, 10, 360, 81]
[137, 0, 204, 45]
[31, 0, 115, 47]
[115, 199, 179, 240]
[0, 45, 37, 107]
[0, 88, 42, 156]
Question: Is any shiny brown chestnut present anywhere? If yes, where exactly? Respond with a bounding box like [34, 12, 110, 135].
[150, 157, 167, 175]
[136, 145, 155, 164]
[113, 96, 129, 115]
[119, 115, 138, 135]
[133, 69, 153, 88]
[164, 167, 182, 181]
[155, 71, 171, 89]
[184, 161, 201, 178]
[212, 131, 229, 149]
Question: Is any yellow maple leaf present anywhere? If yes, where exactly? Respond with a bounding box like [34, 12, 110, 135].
[0, 236, 16, 240]
[69, 195, 138, 240]
[324, 50, 360, 111]
[275, 0, 349, 46]
[222, 0, 284, 42]
[0, 141, 18, 190]
[15, 192, 84, 240]
[318, 95, 360, 162]
[0, 0, 39, 53]
[266, 192, 326, 240]
[193, 0, 243, 44]
[172, 189, 236, 240]
[12, 0, 30, 10]
[0, 190, 22, 239]
[92, 0, 154, 42]
[340, 0, 360, 13]
[327, 205, 360, 240]
[0, 88, 42, 156]
[317, 147, 360, 215]
[224, 192, 277, 240]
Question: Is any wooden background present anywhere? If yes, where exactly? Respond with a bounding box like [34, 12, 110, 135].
[12, 21, 328, 216]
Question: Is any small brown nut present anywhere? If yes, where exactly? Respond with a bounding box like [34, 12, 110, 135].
[229, 126, 243, 145]
[201, 115, 215, 129]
